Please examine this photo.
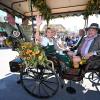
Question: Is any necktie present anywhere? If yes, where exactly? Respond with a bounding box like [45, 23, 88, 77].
[81, 38, 90, 56]
[81, 35, 97, 56]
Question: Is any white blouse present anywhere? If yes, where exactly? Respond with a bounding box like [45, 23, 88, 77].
[41, 36, 54, 46]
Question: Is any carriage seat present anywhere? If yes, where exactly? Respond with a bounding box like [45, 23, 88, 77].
[84, 55, 100, 72]
[61, 55, 100, 81]
[61, 67, 84, 81]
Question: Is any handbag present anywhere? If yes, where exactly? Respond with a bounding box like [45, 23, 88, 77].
[9, 58, 23, 72]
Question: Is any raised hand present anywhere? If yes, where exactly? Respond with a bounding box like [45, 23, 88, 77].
[36, 15, 42, 27]
[35, 15, 42, 43]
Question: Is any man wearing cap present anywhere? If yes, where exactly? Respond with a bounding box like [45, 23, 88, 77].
[77, 23, 100, 58]
[69, 23, 100, 68]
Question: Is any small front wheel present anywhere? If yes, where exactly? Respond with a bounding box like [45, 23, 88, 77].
[88, 72, 100, 86]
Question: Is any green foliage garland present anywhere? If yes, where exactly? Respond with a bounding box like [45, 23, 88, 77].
[31, 0, 52, 24]
[84, 0, 100, 19]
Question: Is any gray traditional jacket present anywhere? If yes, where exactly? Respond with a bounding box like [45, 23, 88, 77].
[77, 34, 100, 56]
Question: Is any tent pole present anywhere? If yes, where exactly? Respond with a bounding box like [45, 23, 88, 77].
[84, 17, 88, 35]
[30, 0, 35, 42]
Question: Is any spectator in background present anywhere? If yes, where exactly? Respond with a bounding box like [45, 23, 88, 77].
[0, 32, 6, 47]
[70, 29, 85, 51]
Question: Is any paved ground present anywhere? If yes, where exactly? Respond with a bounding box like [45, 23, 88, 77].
[0, 49, 100, 100]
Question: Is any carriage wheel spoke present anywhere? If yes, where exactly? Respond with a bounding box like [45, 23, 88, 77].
[43, 80, 58, 84]
[42, 82, 55, 92]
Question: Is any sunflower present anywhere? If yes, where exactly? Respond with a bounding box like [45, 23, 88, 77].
[18, 42, 48, 67]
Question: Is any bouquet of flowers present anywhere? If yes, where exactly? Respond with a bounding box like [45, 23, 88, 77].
[18, 42, 48, 67]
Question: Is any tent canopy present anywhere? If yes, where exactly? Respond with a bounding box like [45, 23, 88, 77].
[0, 0, 89, 17]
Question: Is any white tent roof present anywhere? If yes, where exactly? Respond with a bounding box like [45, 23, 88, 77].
[0, 0, 89, 17]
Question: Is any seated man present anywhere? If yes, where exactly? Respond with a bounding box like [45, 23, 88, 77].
[70, 23, 100, 68]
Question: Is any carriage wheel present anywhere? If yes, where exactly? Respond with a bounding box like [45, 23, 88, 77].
[88, 72, 100, 86]
[20, 65, 59, 98]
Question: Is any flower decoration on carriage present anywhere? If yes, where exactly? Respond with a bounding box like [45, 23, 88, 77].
[18, 42, 48, 67]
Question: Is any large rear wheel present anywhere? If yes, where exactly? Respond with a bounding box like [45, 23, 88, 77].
[20, 65, 59, 98]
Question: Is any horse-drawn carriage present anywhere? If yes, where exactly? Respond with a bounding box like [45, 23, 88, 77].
[0, 0, 100, 98]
